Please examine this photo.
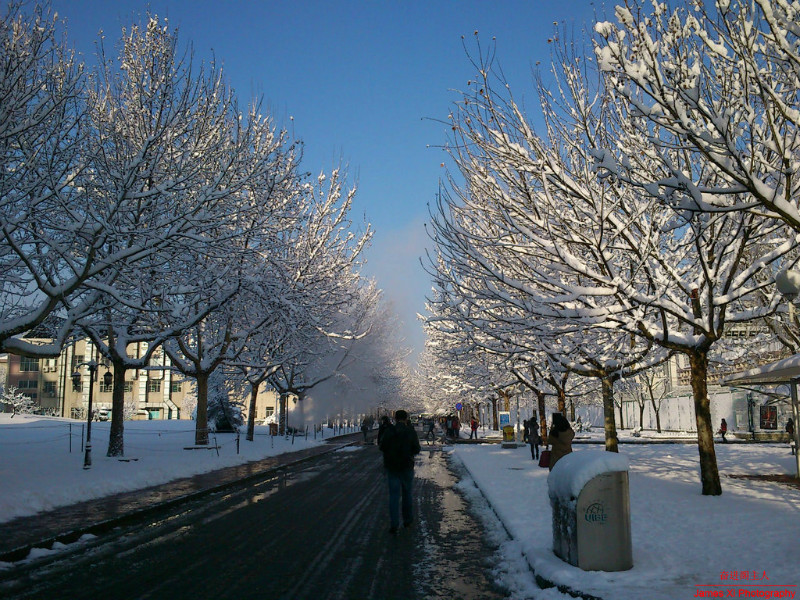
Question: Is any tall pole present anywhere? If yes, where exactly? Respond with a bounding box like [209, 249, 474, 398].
[791, 382, 800, 479]
[83, 362, 97, 469]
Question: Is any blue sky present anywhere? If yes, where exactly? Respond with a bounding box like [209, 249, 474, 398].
[50, 0, 607, 361]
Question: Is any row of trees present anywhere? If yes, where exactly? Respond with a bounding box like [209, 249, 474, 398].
[0, 4, 410, 454]
[423, 0, 800, 495]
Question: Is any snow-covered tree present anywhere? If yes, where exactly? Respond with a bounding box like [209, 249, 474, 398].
[72, 14, 300, 453]
[204, 369, 244, 433]
[2, 386, 35, 416]
[0, 3, 90, 357]
[593, 0, 800, 230]
[428, 31, 798, 494]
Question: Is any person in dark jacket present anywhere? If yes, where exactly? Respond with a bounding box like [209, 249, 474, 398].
[379, 410, 421, 534]
[529, 421, 542, 460]
[548, 412, 574, 471]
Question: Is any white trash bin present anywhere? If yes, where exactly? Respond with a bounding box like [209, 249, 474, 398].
[548, 451, 633, 571]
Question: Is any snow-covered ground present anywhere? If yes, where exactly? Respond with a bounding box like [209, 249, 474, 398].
[1, 414, 798, 600]
[451, 432, 800, 600]
[0, 414, 327, 523]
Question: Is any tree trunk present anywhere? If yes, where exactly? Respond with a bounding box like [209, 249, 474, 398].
[617, 400, 625, 430]
[536, 389, 547, 441]
[279, 392, 289, 435]
[107, 358, 126, 457]
[638, 402, 645, 430]
[195, 371, 209, 445]
[491, 397, 499, 430]
[651, 397, 662, 433]
[557, 387, 566, 414]
[602, 374, 619, 453]
[689, 349, 722, 495]
[246, 382, 259, 442]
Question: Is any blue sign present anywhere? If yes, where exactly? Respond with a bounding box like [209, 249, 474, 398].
[455, 402, 463, 411]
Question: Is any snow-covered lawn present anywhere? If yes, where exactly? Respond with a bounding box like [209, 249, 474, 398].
[452, 438, 800, 600]
[0, 414, 328, 524]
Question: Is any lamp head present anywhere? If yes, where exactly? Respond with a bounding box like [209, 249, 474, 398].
[776, 268, 800, 300]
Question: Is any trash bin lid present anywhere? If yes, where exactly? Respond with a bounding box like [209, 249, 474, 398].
[548, 451, 629, 502]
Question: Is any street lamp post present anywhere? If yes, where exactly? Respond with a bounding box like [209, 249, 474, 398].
[73, 361, 97, 469]
[72, 362, 114, 470]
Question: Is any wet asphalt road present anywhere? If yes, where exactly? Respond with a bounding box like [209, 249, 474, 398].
[1, 442, 508, 600]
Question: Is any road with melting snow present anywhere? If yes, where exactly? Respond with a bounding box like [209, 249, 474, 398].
[1, 441, 508, 600]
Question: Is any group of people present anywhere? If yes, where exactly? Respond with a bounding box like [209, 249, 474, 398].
[522, 413, 575, 470]
[421, 414, 481, 442]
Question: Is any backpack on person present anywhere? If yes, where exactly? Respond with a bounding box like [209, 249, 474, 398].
[381, 424, 416, 470]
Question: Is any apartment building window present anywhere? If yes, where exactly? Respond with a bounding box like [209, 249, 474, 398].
[16, 380, 37, 400]
[19, 357, 39, 372]
[147, 380, 161, 393]
[42, 381, 56, 397]
[265, 407, 274, 419]
[100, 380, 113, 393]
[71, 355, 84, 372]
[171, 381, 182, 393]
[123, 381, 134, 393]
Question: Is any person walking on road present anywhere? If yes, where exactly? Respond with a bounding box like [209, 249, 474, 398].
[425, 418, 436, 444]
[469, 417, 478, 440]
[548, 413, 574, 471]
[379, 409, 421, 534]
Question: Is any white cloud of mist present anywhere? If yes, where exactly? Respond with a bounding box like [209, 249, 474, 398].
[361, 216, 431, 364]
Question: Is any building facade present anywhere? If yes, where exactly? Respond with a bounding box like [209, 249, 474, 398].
[2, 338, 282, 424]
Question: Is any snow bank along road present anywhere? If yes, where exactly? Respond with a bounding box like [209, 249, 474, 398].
[0, 444, 508, 600]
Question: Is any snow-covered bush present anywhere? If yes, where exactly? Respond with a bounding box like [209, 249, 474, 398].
[2, 386, 36, 417]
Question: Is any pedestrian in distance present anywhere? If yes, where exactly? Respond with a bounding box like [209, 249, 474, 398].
[469, 417, 478, 440]
[786, 418, 795, 455]
[718, 418, 728, 443]
[548, 412, 574, 471]
[530, 424, 542, 461]
[425, 418, 436, 444]
[379, 409, 421, 535]
[361, 419, 369, 443]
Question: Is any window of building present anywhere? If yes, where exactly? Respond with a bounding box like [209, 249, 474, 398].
[71, 355, 84, 372]
[265, 407, 275, 419]
[19, 357, 39, 372]
[123, 381, 134, 393]
[147, 380, 161, 393]
[171, 381, 183, 393]
[17, 380, 38, 390]
[72, 379, 82, 392]
[100, 381, 113, 393]
[42, 381, 56, 396]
